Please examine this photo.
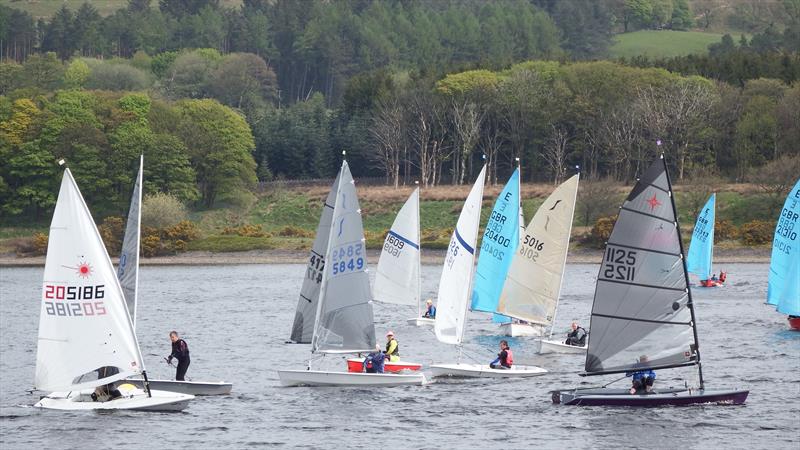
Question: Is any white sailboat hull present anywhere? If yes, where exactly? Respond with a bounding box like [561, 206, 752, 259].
[538, 339, 587, 354]
[429, 363, 547, 378]
[498, 322, 545, 337]
[277, 369, 426, 387]
[34, 388, 193, 412]
[124, 378, 232, 396]
[407, 317, 435, 327]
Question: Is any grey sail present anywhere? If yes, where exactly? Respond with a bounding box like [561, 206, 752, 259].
[118, 155, 143, 327]
[311, 161, 376, 354]
[290, 172, 342, 343]
[584, 157, 698, 375]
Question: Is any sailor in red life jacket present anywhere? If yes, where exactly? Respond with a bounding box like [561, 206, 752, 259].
[489, 340, 513, 369]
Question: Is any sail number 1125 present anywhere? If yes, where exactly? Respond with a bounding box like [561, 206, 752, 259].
[603, 247, 637, 281]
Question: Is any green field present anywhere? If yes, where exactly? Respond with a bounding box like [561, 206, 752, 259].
[609, 30, 725, 59]
[0, 0, 243, 18]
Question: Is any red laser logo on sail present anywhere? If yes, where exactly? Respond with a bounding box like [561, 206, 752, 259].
[647, 194, 662, 211]
[76, 261, 93, 278]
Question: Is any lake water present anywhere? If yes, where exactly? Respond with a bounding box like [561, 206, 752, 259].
[1, 263, 797, 449]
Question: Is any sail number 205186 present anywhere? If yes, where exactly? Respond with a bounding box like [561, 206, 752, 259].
[603, 247, 637, 281]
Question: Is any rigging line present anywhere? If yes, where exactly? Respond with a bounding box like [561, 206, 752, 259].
[619, 206, 674, 224]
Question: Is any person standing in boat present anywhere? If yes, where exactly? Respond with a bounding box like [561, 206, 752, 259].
[565, 322, 587, 346]
[167, 331, 190, 381]
[423, 299, 436, 319]
[363, 345, 387, 374]
[489, 340, 513, 369]
[626, 355, 656, 394]
[385, 331, 400, 362]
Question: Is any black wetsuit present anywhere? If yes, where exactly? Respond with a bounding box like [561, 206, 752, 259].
[169, 339, 190, 381]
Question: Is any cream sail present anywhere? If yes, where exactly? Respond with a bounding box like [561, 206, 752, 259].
[373, 188, 421, 309]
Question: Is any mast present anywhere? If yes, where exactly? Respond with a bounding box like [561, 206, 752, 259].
[416, 181, 422, 318]
[661, 154, 705, 389]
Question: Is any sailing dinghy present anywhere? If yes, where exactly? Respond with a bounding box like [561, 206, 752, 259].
[470, 169, 520, 333]
[117, 156, 232, 396]
[687, 193, 724, 287]
[766, 179, 800, 330]
[34, 167, 193, 411]
[552, 157, 748, 406]
[348, 187, 423, 372]
[496, 175, 581, 346]
[430, 165, 547, 378]
[278, 160, 426, 387]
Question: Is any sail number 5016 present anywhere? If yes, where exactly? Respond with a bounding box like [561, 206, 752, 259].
[603, 247, 637, 281]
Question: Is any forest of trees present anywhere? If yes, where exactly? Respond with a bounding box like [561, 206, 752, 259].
[1, 0, 799, 222]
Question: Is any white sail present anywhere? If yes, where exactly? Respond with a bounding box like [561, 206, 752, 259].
[117, 155, 142, 327]
[311, 162, 376, 354]
[35, 169, 144, 392]
[497, 174, 579, 326]
[435, 165, 487, 345]
[373, 188, 421, 308]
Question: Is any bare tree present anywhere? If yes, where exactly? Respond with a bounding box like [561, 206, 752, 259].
[634, 80, 716, 180]
[543, 124, 570, 184]
[408, 92, 449, 187]
[749, 155, 800, 218]
[370, 98, 405, 188]
[598, 107, 643, 182]
[683, 166, 724, 219]
[450, 100, 484, 185]
[577, 178, 620, 227]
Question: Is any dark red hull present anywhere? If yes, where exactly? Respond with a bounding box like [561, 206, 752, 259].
[789, 317, 800, 331]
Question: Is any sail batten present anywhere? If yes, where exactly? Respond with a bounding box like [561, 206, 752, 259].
[583, 158, 698, 376]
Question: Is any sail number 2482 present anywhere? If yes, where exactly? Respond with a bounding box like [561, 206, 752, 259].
[603, 247, 637, 281]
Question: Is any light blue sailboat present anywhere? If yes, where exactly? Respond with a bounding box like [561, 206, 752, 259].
[687, 193, 717, 285]
[471, 168, 520, 324]
[767, 179, 800, 329]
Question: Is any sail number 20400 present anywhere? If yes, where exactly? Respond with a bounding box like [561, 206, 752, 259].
[603, 247, 637, 281]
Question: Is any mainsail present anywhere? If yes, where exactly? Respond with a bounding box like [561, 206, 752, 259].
[435, 165, 487, 345]
[118, 155, 143, 327]
[373, 188, 421, 309]
[35, 169, 144, 392]
[767, 179, 800, 315]
[497, 174, 579, 327]
[583, 158, 699, 376]
[311, 162, 376, 353]
[471, 169, 520, 323]
[290, 172, 342, 343]
[686, 193, 715, 281]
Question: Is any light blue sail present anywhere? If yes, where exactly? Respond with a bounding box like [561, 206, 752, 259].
[767, 179, 800, 315]
[687, 193, 716, 281]
[471, 168, 520, 323]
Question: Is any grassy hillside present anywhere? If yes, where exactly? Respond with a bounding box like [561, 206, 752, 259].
[1, 182, 779, 256]
[609, 30, 725, 59]
[0, 0, 243, 18]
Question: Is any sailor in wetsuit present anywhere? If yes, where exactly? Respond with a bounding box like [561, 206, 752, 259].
[363, 345, 387, 374]
[565, 322, 588, 346]
[167, 331, 190, 381]
[489, 340, 513, 369]
[626, 355, 656, 394]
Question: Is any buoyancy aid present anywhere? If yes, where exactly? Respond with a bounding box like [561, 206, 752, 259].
[503, 349, 514, 367]
[385, 338, 399, 357]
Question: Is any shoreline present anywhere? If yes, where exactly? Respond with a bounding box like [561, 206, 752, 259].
[0, 247, 771, 267]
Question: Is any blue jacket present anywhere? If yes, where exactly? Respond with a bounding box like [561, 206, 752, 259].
[424, 305, 436, 318]
[363, 351, 386, 373]
[626, 368, 656, 382]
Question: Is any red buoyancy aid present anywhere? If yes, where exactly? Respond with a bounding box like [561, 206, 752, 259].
[505, 349, 514, 367]
[719, 272, 727, 283]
